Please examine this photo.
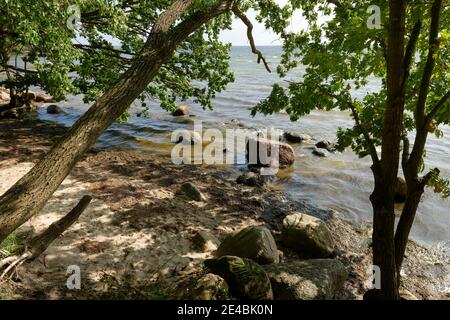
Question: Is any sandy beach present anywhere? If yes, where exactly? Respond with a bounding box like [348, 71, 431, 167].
[0, 118, 449, 300]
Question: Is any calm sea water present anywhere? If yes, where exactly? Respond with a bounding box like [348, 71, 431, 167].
[36, 46, 450, 246]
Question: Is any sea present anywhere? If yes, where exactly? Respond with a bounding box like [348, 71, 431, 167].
[34, 46, 450, 246]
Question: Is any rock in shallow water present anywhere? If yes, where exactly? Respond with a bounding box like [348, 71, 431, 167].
[205, 256, 273, 300]
[216, 225, 279, 264]
[263, 259, 348, 300]
[246, 138, 295, 169]
[172, 104, 189, 116]
[315, 140, 336, 152]
[47, 104, 63, 114]
[283, 131, 311, 143]
[312, 147, 329, 157]
[281, 213, 334, 258]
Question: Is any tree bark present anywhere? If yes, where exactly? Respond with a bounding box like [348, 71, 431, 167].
[368, 0, 407, 300]
[0, 0, 236, 242]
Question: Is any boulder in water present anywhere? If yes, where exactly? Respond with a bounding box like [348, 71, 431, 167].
[172, 104, 189, 116]
[315, 140, 336, 152]
[47, 104, 63, 114]
[283, 131, 311, 143]
[246, 138, 295, 169]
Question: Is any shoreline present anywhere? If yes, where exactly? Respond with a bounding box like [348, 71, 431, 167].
[0, 118, 449, 300]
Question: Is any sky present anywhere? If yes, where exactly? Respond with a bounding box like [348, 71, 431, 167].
[219, 0, 306, 46]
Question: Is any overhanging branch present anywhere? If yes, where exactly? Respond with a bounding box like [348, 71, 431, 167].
[232, 5, 271, 73]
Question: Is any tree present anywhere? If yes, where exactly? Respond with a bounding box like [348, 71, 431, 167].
[0, 0, 280, 243]
[0, 0, 234, 111]
[253, 0, 449, 299]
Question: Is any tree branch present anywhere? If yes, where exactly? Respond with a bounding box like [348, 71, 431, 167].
[425, 89, 450, 124]
[415, 0, 442, 129]
[317, 86, 381, 169]
[401, 20, 422, 94]
[401, 132, 410, 173]
[151, 0, 194, 34]
[0, 196, 91, 278]
[232, 5, 271, 73]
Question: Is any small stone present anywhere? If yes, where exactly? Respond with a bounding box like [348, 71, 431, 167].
[236, 172, 271, 187]
[172, 104, 189, 116]
[193, 231, 220, 252]
[178, 182, 206, 202]
[47, 104, 63, 114]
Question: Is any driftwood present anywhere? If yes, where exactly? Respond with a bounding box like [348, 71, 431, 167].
[0, 195, 92, 279]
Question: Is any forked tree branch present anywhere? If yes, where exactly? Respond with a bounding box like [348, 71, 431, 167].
[232, 5, 271, 73]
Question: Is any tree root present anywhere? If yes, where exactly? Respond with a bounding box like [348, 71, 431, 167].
[0, 195, 92, 281]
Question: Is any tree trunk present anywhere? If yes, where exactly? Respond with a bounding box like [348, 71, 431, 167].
[369, 175, 400, 300]
[367, 0, 407, 300]
[0, 0, 235, 243]
[395, 129, 429, 285]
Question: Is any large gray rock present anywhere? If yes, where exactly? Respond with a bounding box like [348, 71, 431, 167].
[217, 226, 279, 264]
[263, 259, 348, 300]
[246, 138, 295, 169]
[178, 182, 206, 202]
[281, 213, 334, 258]
[205, 256, 273, 300]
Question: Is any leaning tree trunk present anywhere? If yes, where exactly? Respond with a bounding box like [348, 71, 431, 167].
[0, 0, 235, 243]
